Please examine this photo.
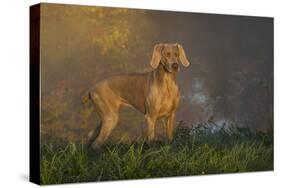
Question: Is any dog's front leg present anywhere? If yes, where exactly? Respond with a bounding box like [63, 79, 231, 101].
[145, 114, 157, 143]
[166, 112, 176, 142]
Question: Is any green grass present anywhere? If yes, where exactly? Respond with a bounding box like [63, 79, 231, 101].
[40, 125, 273, 185]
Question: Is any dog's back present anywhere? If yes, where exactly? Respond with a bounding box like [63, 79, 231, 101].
[92, 72, 151, 114]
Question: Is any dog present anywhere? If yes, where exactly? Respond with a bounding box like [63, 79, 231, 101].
[86, 43, 190, 149]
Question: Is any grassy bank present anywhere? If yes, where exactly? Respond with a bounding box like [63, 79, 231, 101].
[40, 125, 273, 185]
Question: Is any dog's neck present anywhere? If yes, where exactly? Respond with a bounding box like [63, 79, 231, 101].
[153, 64, 177, 86]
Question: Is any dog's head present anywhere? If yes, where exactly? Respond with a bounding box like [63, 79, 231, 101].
[150, 43, 190, 73]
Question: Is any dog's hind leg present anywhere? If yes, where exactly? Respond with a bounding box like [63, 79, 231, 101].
[89, 90, 120, 150]
[87, 121, 101, 147]
[91, 113, 119, 150]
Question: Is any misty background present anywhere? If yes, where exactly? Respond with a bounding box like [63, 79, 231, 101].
[40, 4, 273, 142]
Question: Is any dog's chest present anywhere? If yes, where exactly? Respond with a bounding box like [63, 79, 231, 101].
[148, 81, 180, 116]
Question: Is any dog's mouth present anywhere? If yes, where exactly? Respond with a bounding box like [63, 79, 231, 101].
[163, 65, 172, 73]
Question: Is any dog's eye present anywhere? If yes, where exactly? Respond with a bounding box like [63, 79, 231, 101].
[166, 52, 171, 57]
[174, 52, 179, 57]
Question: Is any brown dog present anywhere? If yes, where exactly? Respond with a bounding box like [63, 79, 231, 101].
[87, 43, 190, 149]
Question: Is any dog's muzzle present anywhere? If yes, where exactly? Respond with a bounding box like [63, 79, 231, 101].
[172, 63, 179, 71]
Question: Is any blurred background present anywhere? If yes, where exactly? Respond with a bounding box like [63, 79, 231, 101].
[40, 3, 273, 143]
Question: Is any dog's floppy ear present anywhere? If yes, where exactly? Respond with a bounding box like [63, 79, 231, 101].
[150, 43, 163, 69]
[176, 43, 190, 67]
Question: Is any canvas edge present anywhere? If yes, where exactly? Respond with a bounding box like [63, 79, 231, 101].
[29, 3, 41, 185]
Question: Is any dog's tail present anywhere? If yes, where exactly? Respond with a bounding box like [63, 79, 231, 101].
[82, 91, 92, 105]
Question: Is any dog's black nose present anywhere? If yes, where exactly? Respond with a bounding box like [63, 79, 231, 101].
[172, 63, 179, 70]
